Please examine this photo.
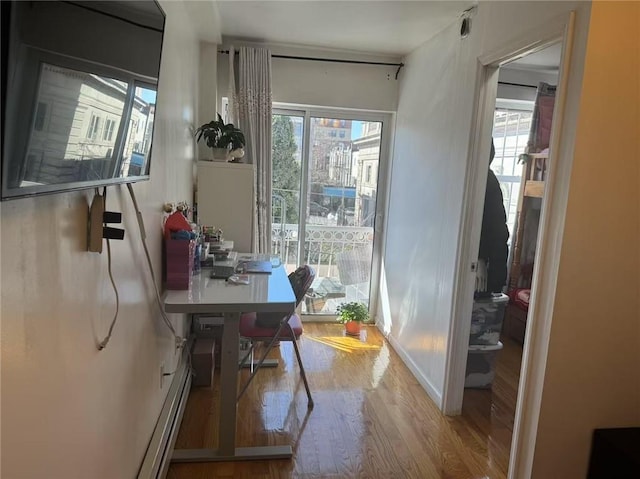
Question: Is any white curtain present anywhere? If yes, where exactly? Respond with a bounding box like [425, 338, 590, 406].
[228, 46, 273, 254]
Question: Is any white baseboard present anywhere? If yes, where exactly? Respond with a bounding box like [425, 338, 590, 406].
[138, 344, 192, 479]
[384, 329, 443, 409]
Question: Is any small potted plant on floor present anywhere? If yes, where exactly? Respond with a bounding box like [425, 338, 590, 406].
[195, 114, 246, 161]
[336, 301, 369, 336]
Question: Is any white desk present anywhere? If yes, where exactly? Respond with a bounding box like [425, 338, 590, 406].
[164, 265, 296, 462]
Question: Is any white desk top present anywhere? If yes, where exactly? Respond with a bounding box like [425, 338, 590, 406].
[164, 265, 296, 314]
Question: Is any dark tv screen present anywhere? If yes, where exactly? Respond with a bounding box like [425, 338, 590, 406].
[1, 1, 165, 200]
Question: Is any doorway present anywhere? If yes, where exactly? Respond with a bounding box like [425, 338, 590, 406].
[463, 43, 562, 475]
[443, 16, 576, 472]
[271, 107, 391, 319]
[459, 45, 561, 466]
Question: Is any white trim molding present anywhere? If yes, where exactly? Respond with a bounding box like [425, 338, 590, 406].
[508, 12, 577, 479]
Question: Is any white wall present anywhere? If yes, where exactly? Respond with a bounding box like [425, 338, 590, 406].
[0, 1, 200, 477]
[217, 42, 400, 112]
[530, 2, 640, 477]
[378, 20, 468, 403]
[380, 0, 590, 407]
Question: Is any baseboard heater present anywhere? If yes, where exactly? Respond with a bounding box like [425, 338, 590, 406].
[138, 340, 192, 479]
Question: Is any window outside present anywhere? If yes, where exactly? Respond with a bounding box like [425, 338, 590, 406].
[492, 105, 533, 241]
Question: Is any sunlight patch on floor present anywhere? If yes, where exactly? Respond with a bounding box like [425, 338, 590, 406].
[307, 335, 382, 353]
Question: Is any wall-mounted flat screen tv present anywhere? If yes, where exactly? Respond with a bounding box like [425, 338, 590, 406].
[1, 1, 165, 200]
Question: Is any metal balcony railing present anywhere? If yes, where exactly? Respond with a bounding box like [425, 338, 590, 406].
[272, 223, 373, 278]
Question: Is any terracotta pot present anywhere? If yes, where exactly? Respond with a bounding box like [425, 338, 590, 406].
[344, 321, 361, 336]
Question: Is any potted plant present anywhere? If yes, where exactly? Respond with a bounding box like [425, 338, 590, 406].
[336, 301, 369, 336]
[195, 114, 246, 161]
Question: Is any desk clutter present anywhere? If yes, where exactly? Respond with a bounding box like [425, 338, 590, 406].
[163, 209, 235, 289]
[162, 203, 279, 290]
[165, 239, 196, 290]
[163, 211, 199, 290]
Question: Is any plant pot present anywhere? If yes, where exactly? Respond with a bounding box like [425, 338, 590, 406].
[344, 320, 361, 336]
[211, 148, 230, 162]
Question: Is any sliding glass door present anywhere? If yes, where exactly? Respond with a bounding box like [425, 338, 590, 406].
[272, 108, 389, 318]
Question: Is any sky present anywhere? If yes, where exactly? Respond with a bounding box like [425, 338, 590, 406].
[140, 88, 157, 104]
[351, 121, 363, 140]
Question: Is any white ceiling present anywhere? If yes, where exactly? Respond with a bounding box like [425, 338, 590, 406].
[215, 1, 475, 57]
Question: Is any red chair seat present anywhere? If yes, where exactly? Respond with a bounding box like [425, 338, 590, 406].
[237, 264, 314, 409]
[239, 312, 303, 338]
[508, 288, 531, 311]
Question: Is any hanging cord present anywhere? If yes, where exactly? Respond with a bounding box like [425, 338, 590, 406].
[97, 187, 121, 350]
[163, 343, 192, 378]
[126, 183, 186, 349]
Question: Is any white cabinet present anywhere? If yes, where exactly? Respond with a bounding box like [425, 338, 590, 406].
[197, 161, 254, 253]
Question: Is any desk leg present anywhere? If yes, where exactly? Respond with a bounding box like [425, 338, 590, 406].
[171, 312, 293, 463]
[218, 311, 240, 455]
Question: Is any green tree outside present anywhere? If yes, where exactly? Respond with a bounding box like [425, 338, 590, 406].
[272, 115, 301, 223]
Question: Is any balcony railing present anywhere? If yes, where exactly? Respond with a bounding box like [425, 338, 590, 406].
[272, 223, 373, 276]
[272, 223, 374, 314]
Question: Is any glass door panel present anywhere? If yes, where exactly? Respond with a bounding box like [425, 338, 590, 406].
[271, 110, 384, 317]
[303, 117, 381, 315]
[271, 113, 303, 272]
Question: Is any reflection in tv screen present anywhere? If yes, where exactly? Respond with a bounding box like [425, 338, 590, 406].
[22, 63, 156, 186]
[1, 1, 165, 200]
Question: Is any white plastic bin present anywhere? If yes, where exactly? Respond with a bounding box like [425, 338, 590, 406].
[464, 341, 503, 388]
[469, 293, 509, 345]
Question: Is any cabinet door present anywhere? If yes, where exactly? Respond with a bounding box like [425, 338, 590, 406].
[197, 162, 254, 253]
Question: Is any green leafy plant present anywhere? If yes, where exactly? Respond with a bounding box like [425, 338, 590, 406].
[195, 114, 245, 150]
[335, 302, 369, 324]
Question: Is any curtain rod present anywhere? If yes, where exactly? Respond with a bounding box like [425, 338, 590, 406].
[219, 50, 405, 79]
[498, 81, 538, 90]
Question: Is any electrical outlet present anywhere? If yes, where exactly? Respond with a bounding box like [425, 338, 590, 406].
[160, 362, 165, 389]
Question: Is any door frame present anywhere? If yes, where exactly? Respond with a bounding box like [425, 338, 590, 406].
[442, 10, 578, 477]
[272, 104, 394, 322]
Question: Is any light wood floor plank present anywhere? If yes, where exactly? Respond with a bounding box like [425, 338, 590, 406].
[168, 324, 522, 479]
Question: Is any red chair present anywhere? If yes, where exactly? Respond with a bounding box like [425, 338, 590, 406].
[237, 265, 315, 408]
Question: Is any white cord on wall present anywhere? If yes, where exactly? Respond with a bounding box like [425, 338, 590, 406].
[126, 183, 186, 350]
[97, 237, 120, 350]
[95, 186, 121, 351]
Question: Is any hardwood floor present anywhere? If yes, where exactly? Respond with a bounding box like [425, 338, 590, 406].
[168, 324, 523, 479]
